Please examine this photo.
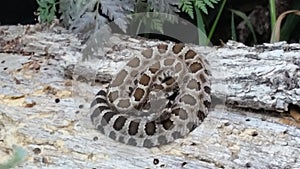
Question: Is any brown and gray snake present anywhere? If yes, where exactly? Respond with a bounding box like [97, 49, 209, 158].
[90, 43, 211, 147]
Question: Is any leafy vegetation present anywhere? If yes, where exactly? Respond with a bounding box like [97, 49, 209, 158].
[271, 10, 300, 42]
[179, 0, 222, 45]
[273, 0, 300, 42]
[59, 0, 133, 39]
[230, 9, 257, 43]
[131, 0, 179, 36]
[230, 0, 300, 44]
[36, 0, 58, 23]
[0, 145, 27, 169]
[269, 0, 277, 32]
[34, 0, 300, 44]
[58, 0, 181, 40]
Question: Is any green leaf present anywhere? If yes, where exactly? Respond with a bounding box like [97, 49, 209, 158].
[231, 12, 237, 41]
[179, 0, 194, 19]
[150, 19, 163, 33]
[36, 0, 48, 8]
[0, 145, 27, 169]
[230, 9, 257, 43]
[48, 0, 55, 4]
[207, 0, 226, 44]
[269, 0, 276, 32]
[204, 0, 214, 8]
[210, 0, 219, 3]
[195, 0, 208, 14]
[195, 6, 207, 45]
[36, 0, 57, 23]
[270, 10, 300, 42]
[194, 0, 220, 15]
[280, 1, 300, 41]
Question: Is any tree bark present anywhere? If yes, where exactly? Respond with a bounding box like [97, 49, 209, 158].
[0, 25, 299, 169]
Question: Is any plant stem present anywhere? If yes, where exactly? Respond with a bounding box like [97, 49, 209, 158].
[207, 0, 227, 45]
[269, 0, 276, 33]
[231, 12, 237, 41]
[195, 6, 206, 45]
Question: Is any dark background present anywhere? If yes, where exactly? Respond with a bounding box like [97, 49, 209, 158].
[0, 0, 38, 25]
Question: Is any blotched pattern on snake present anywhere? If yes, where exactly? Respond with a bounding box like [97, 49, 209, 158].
[90, 43, 211, 147]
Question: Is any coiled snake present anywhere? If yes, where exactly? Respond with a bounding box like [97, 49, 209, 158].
[90, 43, 211, 147]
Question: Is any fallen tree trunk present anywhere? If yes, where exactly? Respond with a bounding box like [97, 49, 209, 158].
[0, 25, 299, 169]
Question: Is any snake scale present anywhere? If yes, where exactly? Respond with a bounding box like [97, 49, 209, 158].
[90, 43, 211, 147]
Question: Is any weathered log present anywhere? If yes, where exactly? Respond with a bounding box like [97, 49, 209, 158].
[0, 25, 299, 169]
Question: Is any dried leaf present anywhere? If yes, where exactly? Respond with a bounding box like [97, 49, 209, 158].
[270, 10, 300, 43]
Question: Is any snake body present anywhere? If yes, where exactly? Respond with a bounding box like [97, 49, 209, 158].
[90, 43, 211, 147]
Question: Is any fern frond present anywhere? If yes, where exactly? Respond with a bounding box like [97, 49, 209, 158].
[59, 0, 99, 29]
[179, 0, 194, 19]
[148, 0, 180, 14]
[194, 0, 220, 14]
[145, 0, 180, 25]
[209, 0, 219, 4]
[195, 0, 207, 14]
[59, 0, 135, 39]
[150, 18, 164, 33]
[100, 0, 134, 32]
[203, 0, 214, 8]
